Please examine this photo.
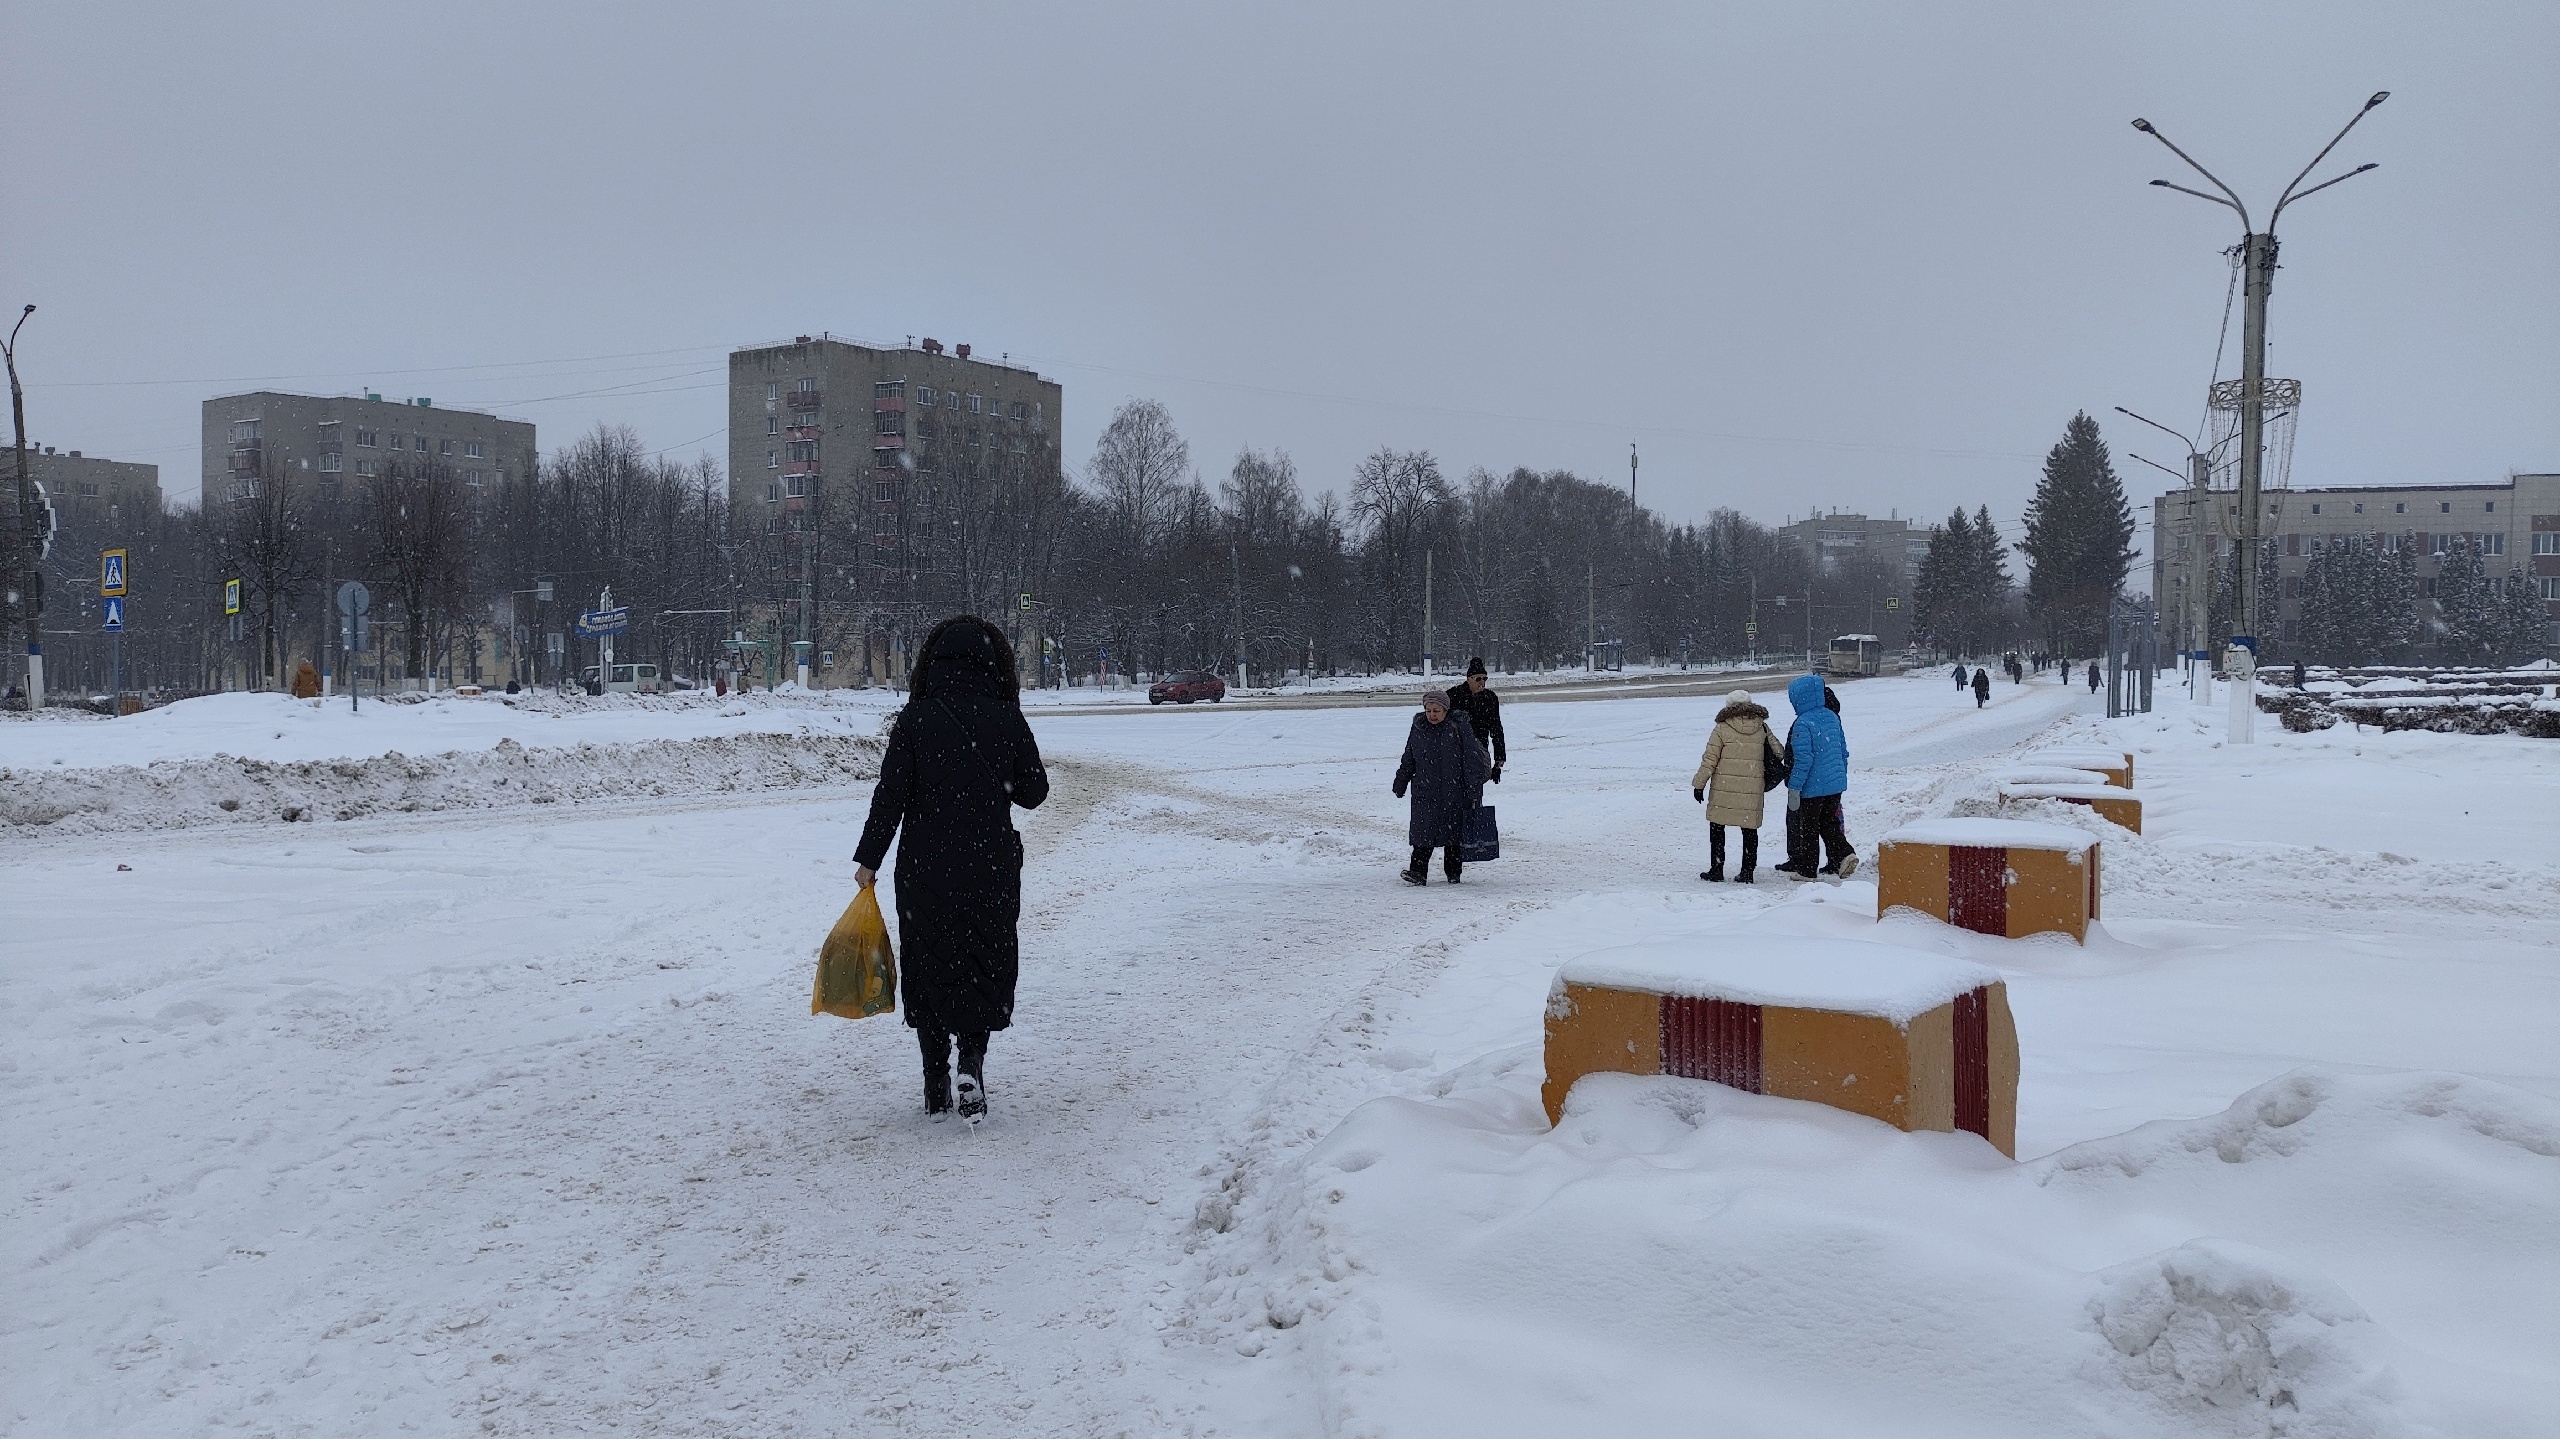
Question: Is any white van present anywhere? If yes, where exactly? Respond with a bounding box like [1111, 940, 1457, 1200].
[580, 662, 664, 694]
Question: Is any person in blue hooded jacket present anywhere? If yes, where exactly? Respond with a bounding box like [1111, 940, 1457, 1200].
[1775, 673, 1857, 880]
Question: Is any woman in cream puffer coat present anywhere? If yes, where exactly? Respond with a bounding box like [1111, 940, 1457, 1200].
[1690, 689, 1772, 882]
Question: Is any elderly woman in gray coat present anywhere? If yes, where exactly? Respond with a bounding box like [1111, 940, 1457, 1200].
[1690, 688, 1773, 883]
[1393, 688, 1488, 885]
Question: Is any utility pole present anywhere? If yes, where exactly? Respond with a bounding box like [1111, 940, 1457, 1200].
[1229, 540, 1246, 686]
[1421, 548, 1434, 678]
[5, 305, 39, 711]
[2135, 91, 2387, 740]
[795, 528, 814, 690]
[1628, 442, 1637, 502]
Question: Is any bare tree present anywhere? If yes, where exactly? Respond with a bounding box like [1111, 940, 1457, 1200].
[1350, 447, 1450, 665]
[213, 454, 320, 689]
[368, 457, 471, 684]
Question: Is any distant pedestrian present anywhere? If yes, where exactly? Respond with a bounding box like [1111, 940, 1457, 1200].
[1444, 657, 1506, 784]
[1393, 688, 1487, 885]
[1691, 688, 1772, 883]
[2088, 662, 2102, 694]
[1953, 663, 1970, 690]
[2292, 660, 2307, 689]
[854, 615, 1050, 1124]
[1776, 673, 1855, 881]
[1972, 667, 1990, 708]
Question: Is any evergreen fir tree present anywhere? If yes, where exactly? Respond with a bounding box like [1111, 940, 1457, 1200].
[1967, 504, 2014, 625]
[1910, 507, 1965, 655]
[2432, 536, 2495, 663]
[2018, 413, 2136, 654]
[2300, 535, 2420, 666]
[2491, 565, 2552, 664]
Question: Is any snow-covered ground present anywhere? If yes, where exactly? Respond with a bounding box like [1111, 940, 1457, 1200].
[6, 672, 2553, 1435]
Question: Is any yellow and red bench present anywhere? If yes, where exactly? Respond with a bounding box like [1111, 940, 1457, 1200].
[1997, 781, 2142, 834]
[1543, 938, 2020, 1156]
[2020, 747, 2133, 789]
[1876, 817, 2100, 943]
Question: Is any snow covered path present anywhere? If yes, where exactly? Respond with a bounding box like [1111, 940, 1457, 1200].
[10, 673, 2553, 1435]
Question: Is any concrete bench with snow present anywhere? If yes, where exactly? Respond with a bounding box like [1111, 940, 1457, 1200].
[1998, 781, 2143, 833]
[2019, 746, 2133, 788]
[1981, 764, 2115, 789]
[1543, 936, 2020, 1156]
[1877, 816, 2101, 943]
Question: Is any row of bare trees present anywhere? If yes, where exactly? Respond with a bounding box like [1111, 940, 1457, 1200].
[33, 400, 1912, 701]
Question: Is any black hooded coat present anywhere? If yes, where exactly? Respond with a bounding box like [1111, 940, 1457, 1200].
[1393, 710, 1488, 849]
[854, 619, 1050, 1034]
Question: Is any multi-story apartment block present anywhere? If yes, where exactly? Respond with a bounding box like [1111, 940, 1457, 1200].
[21, 446, 162, 523]
[1777, 511, 1932, 594]
[199, 391, 536, 506]
[727, 334, 1063, 685]
[2150, 472, 2560, 654]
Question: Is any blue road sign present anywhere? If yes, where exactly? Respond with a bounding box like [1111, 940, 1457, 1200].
[102, 596, 126, 632]
[574, 607, 631, 638]
[101, 549, 128, 596]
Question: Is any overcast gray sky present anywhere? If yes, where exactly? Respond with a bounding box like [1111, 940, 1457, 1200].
[8, 0, 2554, 549]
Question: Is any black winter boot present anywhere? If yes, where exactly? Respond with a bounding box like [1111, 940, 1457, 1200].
[955, 1032, 989, 1124]
[918, 1026, 953, 1117]
[1705, 824, 1727, 881]
[1402, 847, 1430, 885]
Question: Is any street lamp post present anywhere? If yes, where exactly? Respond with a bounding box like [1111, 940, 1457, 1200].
[2131, 92, 2386, 663]
[5, 305, 39, 711]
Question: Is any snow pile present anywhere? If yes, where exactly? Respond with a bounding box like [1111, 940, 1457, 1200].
[2090, 1239, 2400, 1439]
[1200, 1061, 2553, 1436]
[1, 730, 882, 837]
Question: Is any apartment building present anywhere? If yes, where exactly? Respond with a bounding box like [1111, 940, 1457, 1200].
[1776, 511, 1932, 593]
[199, 391, 536, 505]
[21, 446, 162, 523]
[727, 334, 1063, 685]
[2150, 472, 2560, 652]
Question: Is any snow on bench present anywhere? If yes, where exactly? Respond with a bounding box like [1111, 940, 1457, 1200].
[1997, 781, 2142, 834]
[1543, 936, 2020, 1156]
[2019, 747, 2133, 788]
[1877, 817, 2100, 943]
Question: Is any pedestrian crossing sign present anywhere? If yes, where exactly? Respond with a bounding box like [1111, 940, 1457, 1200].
[101, 549, 128, 596]
[225, 579, 241, 615]
[102, 596, 125, 631]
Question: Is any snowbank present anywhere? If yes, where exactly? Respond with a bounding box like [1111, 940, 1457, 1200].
[1, 729, 882, 837]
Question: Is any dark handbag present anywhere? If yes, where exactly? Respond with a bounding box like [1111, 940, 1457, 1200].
[1461, 804, 1500, 862]
[1762, 736, 1792, 792]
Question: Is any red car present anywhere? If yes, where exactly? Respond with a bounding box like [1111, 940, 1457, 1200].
[1148, 670, 1227, 705]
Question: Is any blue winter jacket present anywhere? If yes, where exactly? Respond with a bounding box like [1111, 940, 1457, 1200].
[1784, 673, 1849, 798]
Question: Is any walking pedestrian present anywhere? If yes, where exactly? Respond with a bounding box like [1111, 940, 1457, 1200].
[1444, 657, 1506, 784]
[2088, 661, 2102, 694]
[1393, 689, 1488, 885]
[1972, 667, 1990, 708]
[1953, 664, 1970, 691]
[853, 615, 1050, 1124]
[1691, 688, 1773, 882]
[1776, 673, 1856, 880]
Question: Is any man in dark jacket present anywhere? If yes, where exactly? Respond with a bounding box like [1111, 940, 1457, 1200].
[854, 616, 1049, 1122]
[1444, 657, 1506, 783]
[1972, 667, 1991, 708]
[1393, 689, 1488, 884]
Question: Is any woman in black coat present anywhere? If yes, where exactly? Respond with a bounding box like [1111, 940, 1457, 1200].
[1392, 689, 1488, 885]
[854, 616, 1049, 1122]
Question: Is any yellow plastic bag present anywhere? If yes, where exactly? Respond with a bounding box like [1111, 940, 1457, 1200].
[812, 887, 898, 1019]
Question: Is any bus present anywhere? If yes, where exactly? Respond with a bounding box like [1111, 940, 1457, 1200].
[1825, 634, 1882, 677]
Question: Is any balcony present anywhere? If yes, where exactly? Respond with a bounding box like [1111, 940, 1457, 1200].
[229, 445, 263, 473]
[784, 425, 822, 442]
[872, 433, 906, 450]
[873, 395, 905, 413]
[784, 495, 808, 513]
[784, 459, 821, 477]
[786, 390, 823, 411]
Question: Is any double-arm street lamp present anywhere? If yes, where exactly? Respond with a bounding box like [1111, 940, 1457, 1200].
[2131, 92, 2388, 658]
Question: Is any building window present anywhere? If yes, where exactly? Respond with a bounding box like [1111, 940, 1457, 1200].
[765, 481, 780, 502]
[916, 385, 937, 405]
[355, 459, 376, 476]
[766, 450, 780, 469]
[465, 440, 485, 459]
[2351, 502, 2363, 514]
[2486, 500, 2496, 513]
[874, 380, 904, 398]
[440, 439, 455, 456]
[2441, 502, 2451, 513]
[2309, 504, 2320, 515]
[469, 470, 488, 486]
[231, 419, 261, 443]
[355, 429, 377, 447]
[766, 415, 780, 436]
[2394, 502, 2406, 513]
[788, 441, 819, 462]
[2541, 578, 2560, 600]
[319, 452, 342, 473]
[797, 377, 817, 392]
[786, 475, 808, 498]
[2479, 533, 2505, 557]
[874, 477, 898, 503]
[2532, 533, 2559, 556]
[765, 382, 779, 407]
[967, 393, 982, 413]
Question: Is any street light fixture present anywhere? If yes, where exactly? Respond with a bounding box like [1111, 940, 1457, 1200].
[2130, 92, 2387, 666]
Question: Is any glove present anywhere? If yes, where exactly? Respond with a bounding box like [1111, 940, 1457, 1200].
[1392, 782, 1407, 799]
[1692, 788, 1705, 803]
[1787, 787, 1802, 812]
[1492, 765, 1504, 784]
